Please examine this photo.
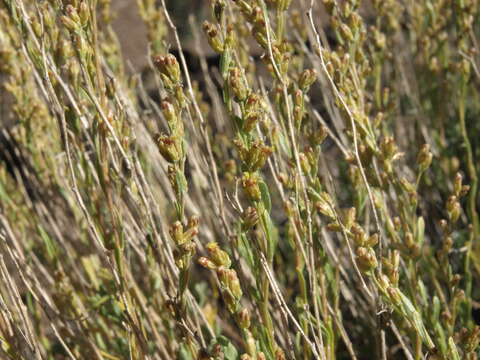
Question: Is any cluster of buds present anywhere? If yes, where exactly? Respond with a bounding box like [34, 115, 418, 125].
[230, 0, 286, 49]
[329, 2, 366, 43]
[346, 144, 374, 169]
[402, 230, 421, 258]
[60, 2, 90, 33]
[170, 216, 199, 270]
[198, 242, 243, 313]
[298, 147, 318, 176]
[350, 222, 379, 273]
[241, 172, 262, 202]
[379, 136, 401, 175]
[292, 89, 305, 130]
[243, 93, 265, 133]
[229, 67, 249, 102]
[203, 21, 224, 53]
[443, 173, 469, 225]
[436, 173, 470, 264]
[455, 0, 477, 38]
[234, 138, 273, 172]
[59, 4, 93, 64]
[262, 43, 292, 78]
[38, 3, 55, 36]
[155, 133, 182, 163]
[153, 54, 182, 92]
[446, 195, 461, 224]
[160, 99, 183, 134]
[241, 206, 259, 231]
[416, 143, 433, 174]
[298, 69, 317, 92]
[154, 71, 188, 204]
[398, 178, 418, 208]
[307, 125, 328, 148]
[198, 240, 259, 356]
[249, 7, 269, 49]
[382, 250, 400, 286]
[377, 274, 435, 350]
[355, 246, 379, 273]
[157, 98, 185, 164]
[453, 172, 470, 199]
[311, 190, 336, 219]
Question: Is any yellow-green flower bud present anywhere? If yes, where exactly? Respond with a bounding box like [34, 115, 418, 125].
[169, 221, 184, 245]
[226, 269, 242, 299]
[79, 2, 89, 27]
[242, 206, 259, 230]
[454, 173, 463, 197]
[446, 196, 461, 223]
[183, 225, 199, 243]
[366, 233, 379, 247]
[65, 5, 80, 25]
[198, 257, 217, 270]
[229, 67, 249, 102]
[203, 21, 224, 53]
[387, 287, 402, 307]
[248, 142, 272, 171]
[206, 242, 231, 268]
[155, 134, 181, 163]
[314, 192, 335, 219]
[356, 246, 378, 272]
[417, 144, 433, 173]
[340, 23, 354, 42]
[161, 100, 178, 129]
[243, 113, 260, 133]
[298, 69, 317, 91]
[237, 308, 251, 329]
[60, 15, 77, 32]
[299, 152, 311, 175]
[242, 172, 261, 202]
[153, 54, 181, 84]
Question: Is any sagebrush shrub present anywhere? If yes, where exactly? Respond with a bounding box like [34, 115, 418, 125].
[0, 0, 479, 359]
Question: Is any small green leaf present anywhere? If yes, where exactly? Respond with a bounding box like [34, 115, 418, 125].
[215, 336, 238, 360]
[259, 181, 271, 213]
[220, 48, 232, 79]
[175, 168, 188, 194]
[416, 216, 425, 246]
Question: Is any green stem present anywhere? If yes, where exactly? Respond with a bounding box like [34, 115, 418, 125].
[459, 77, 479, 247]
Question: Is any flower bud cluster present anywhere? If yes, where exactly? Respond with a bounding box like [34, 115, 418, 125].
[152, 54, 190, 209]
[170, 216, 199, 270]
[241, 172, 262, 202]
[443, 173, 469, 228]
[153, 54, 186, 108]
[416, 144, 433, 174]
[350, 222, 379, 274]
[235, 139, 272, 172]
[199, 242, 243, 313]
